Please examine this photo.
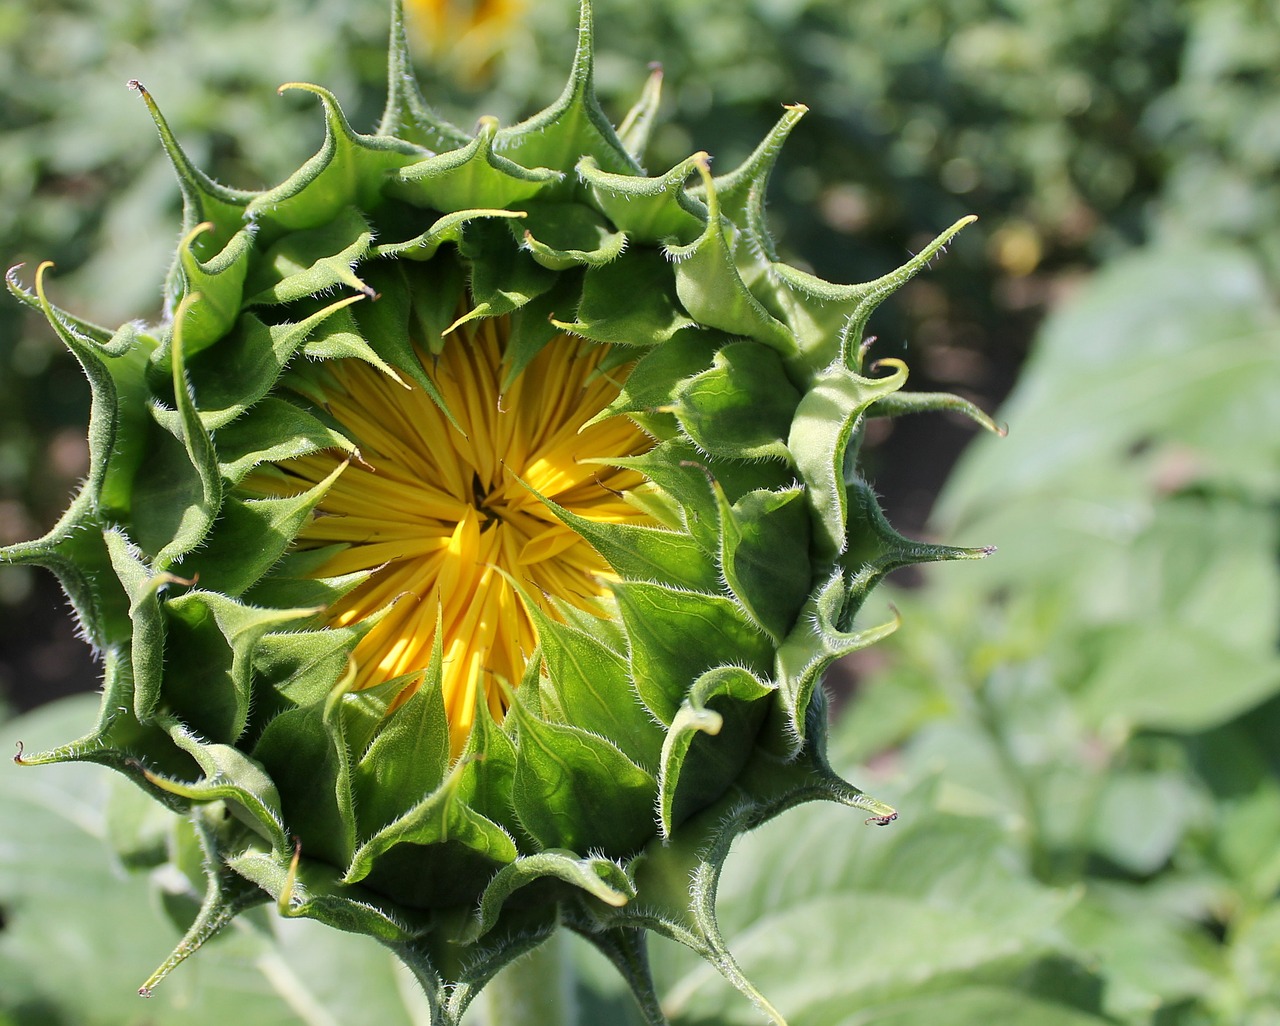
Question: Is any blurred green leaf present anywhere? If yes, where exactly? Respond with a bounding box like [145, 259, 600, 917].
[648, 781, 1083, 1025]
[0, 696, 427, 1026]
[1077, 624, 1279, 736]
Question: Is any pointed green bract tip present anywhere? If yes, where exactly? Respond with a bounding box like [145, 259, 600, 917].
[3, 2, 998, 1023]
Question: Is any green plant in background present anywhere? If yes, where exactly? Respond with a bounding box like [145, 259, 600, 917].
[0, 1, 998, 1022]
[828, 243, 1280, 1024]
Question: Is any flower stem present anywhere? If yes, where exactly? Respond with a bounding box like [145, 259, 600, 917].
[482, 931, 577, 1026]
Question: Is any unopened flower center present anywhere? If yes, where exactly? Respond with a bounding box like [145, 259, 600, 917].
[250, 310, 651, 754]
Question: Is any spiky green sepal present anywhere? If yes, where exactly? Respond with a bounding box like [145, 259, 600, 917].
[4, 1, 996, 1022]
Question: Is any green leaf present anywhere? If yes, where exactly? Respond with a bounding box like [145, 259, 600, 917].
[537, 493, 722, 595]
[773, 572, 900, 748]
[351, 258, 457, 421]
[840, 479, 993, 624]
[665, 160, 796, 357]
[806, 988, 1115, 1026]
[672, 341, 800, 460]
[227, 848, 419, 946]
[525, 607, 665, 769]
[496, 270, 584, 389]
[245, 205, 375, 304]
[510, 705, 657, 856]
[147, 720, 288, 852]
[245, 83, 423, 237]
[658, 666, 773, 836]
[790, 360, 908, 559]
[492, 0, 638, 179]
[454, 689, 522, 840]
[176, 463, 342, 597]
[251, 698, 355, 869]
[215, 395, 355, 484]
[609, 438, 794, 563]
[560, 250, 698, 349]
[1059, 883, 1223, 1019]
[372, 208, 526, 261]
[456, 218, 559, 323]
[242, 545, 369, 613]
[299, 302, 406, 381]
[394, 116, 561, 210]
[148, 304, 223, 567]
[769, 216, 977, 369]
[173, 225, 254, 358]
[597, 327, 722, 418]
[660, 797, 1080, 1026]
[253, 618, 369, 710]
[104, 528, 168, 723]
[1077, 624, 1280, 735]
[696, 104, 808, 265]
[377, 0, 471, 151]
[353, 654, 451, 833]
[1088, 769, 1201, 875]
[344, 763, 519, 892]
[129, 80, 254, 249]
[471, 851, 635, 941]
[162, 589, 314, 745]
[129, 417, 214, 562]
[716, 484, 812, 643]
[577, 153, 706, 245]
[612, 580, 776, 725]
[936, 243, 1280, 530]
[517, 202, 627, 270]
[614, 63, 664, 163]
[14, 646, 199, 787]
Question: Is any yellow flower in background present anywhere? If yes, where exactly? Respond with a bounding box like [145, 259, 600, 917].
[405, 0, 527, 81]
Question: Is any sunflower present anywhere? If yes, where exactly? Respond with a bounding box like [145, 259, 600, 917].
[4, 3, 995, 1022]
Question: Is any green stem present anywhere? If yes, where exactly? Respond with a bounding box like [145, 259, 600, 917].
[482, 930, 577, 1026]
[971, 675, 1052, 880]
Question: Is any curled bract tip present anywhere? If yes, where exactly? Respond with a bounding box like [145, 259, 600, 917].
[279, 838, 303, 913]
[179, 221, 216, 250]
[275, 81, 337, 104]
[32, 261, 56, 306]
[869, 356, 908, 378]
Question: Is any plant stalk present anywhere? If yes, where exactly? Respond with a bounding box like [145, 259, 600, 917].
[482, 930, 577, 1026]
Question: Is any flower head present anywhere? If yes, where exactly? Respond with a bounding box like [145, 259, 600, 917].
[246, 314, 652, 754]
[4, 2, 998, 1021]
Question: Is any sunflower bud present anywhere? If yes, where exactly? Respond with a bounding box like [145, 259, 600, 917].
[4, 2, 998, 1021]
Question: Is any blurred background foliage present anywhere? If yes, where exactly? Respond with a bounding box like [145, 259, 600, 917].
[1, 0, 1277, 1023]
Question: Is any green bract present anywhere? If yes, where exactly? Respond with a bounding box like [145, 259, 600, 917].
[4, 3, 997, 1022]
